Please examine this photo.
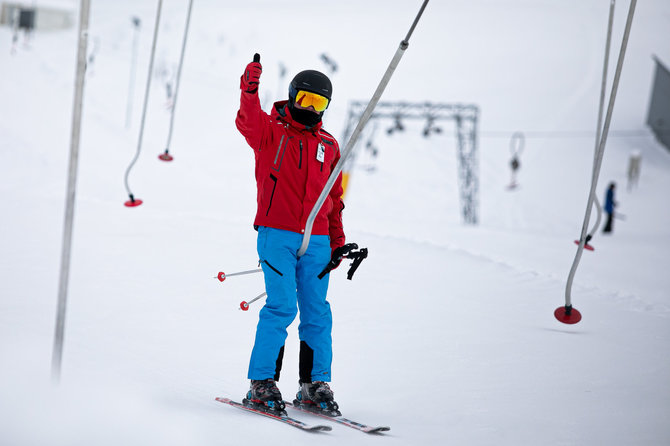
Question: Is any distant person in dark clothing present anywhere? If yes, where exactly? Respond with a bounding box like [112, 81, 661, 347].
[602, 182, 617, 233]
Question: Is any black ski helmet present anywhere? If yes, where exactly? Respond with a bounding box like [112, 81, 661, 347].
[289, 70, 333, 107]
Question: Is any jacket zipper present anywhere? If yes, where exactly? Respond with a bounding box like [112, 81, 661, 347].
[299, 140, 303, 169]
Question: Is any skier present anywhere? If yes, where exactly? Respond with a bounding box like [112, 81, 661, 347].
[627, 150, 641, 191]
[235, 54, 349, 416]
[509, 156, 520, 189]
[602, 182, 617, 233]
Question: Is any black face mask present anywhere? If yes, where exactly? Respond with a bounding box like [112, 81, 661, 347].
[288, 102, 323, 128]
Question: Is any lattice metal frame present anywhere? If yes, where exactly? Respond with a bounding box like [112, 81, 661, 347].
[340, 101, 479, 225]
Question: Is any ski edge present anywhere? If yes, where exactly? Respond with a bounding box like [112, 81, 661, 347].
[285, 400, 390, 434]
[215, 397, 332, 432]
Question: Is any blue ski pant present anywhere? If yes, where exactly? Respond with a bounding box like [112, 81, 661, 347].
[248, 226, 333, 383]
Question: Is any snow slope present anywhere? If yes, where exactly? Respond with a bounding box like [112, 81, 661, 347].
[1, 1, 669, 445]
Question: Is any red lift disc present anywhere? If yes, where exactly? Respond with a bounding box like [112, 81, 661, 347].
[240, 301, 249, 311]
[554, 306, 582, 324]
[574, 240, 594, 251]
[124, 198, 143, 207]
[158, 152, 174, 161]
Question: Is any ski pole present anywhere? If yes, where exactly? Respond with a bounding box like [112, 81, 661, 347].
[239, 292, 266, 311]
[584, 0, 616, 247]
[558, 0, 636, 325]
[216, 268, 262, 282]
[297, 0, 430, 257]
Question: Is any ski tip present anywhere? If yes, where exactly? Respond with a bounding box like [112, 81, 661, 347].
[365, 426, 391, 433]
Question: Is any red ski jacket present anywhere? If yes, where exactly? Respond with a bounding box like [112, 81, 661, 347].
[235, 91, 345, 252]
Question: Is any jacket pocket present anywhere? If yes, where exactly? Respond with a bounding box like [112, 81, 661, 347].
[265, 174, 278, 216]
[272, 135, 289, 172]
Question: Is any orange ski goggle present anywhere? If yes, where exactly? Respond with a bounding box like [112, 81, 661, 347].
[294, 90, 330, 112]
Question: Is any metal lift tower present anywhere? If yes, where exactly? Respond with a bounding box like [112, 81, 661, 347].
[340, 101, 480, 225]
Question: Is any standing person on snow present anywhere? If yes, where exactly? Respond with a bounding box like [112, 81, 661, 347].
[602, 182, 617, 233]
[235, 54, 351, 416]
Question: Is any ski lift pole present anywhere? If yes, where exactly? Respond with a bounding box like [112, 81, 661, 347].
[161, 0, 194, 161]
[297, 0, 430, 257]
[585, 0, 616, 245]
[574, 1, 614, 251]
[123, 0, 163, 206]
[585, 196, 603, 244]
[52, 0, 91, 384]
[125, 16, 141, 129]
[558, 0, 636, 324]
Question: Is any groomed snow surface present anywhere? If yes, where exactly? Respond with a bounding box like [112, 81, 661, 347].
[1, 1, 669, 445]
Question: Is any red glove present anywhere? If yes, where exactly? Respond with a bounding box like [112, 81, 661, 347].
[240, 53, 262, 93]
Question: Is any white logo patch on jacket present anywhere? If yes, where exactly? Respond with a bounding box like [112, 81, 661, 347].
[316, 142, 325, 162]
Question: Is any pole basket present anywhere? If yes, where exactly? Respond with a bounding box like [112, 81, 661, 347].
[554, 305, 582, 324]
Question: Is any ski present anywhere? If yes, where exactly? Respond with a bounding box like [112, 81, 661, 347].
[215, 397, 332, 432]
[286, 400, 390, 434]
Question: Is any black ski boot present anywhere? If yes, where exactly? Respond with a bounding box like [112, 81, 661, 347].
[243, 379, 286, 415]
[294, 381, 341, 416]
